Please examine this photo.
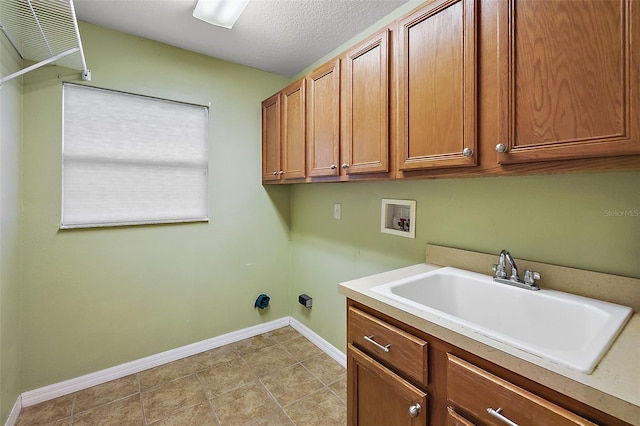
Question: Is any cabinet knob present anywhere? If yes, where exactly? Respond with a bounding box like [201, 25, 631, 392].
[462, 148, 473, 157]
[278, 170, 285, 175]
[408, 403, 421, 418]
[496, 143, 508, 153]
[272, 171, 278, 176]
[330, 164, 337, 170]
[342, 163, 349, 169]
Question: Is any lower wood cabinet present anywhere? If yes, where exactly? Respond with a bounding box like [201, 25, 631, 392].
[348, 344, 428, 426]
[447, 354, 594, 426]
[346, 300, 630, 426]
[447, 407, 475, 426]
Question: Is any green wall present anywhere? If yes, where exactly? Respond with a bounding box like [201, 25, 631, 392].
[19, 22, 291, 391]
[289, 173, 640, 352]
[0, 35, 23, 422]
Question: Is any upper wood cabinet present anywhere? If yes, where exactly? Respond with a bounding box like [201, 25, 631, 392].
[496, 0, 640, 164]
[281, 79, 306, 179]
[397, 0, 477, 171]
[261, 80, 306, 183]
[261, 93, 281, 182]
[342, 29, 390, 175]
[262, 0, 640, 184]
[307, 59, 341, 177]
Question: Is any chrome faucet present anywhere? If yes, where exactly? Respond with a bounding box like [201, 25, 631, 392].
[505, 251, 519, 282]
[492, 249, 540, 290]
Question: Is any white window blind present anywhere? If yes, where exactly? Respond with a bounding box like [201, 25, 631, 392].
[62, 84, 209, 228]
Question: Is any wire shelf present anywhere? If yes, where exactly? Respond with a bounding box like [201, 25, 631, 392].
[1, 0, 89, 83]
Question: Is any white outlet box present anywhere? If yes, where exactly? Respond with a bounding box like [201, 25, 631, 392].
[381, 199, 416, 238]
[334, 203, 341, 220]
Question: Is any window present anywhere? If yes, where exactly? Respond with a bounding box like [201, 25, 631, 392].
[62, 84, 209, 228]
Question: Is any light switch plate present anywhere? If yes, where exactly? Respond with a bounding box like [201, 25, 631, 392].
[334, 203, 341, 220]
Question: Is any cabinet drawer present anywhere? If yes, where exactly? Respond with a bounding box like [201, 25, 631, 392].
[447, 354, 595, 425]
[348, 306, 428, 386]
[447, 407, 476, 426]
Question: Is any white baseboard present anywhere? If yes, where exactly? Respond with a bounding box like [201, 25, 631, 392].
[20, 317, 289, 408]
[4, 396, 21, 426]
[289, 317, 347, 368]
[12, 315, 346, 422]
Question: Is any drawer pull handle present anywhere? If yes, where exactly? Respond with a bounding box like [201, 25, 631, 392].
[487, 407, 518, 426]
[364, 335, 390, 352]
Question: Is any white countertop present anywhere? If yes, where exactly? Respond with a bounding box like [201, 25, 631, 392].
[338, 263, 640, 425]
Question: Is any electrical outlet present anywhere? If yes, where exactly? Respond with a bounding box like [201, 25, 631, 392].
[334, 203, 341, 220]
[299, 294, 312, 308]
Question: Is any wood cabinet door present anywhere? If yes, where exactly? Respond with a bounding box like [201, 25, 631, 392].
[343, 29, 390, 175]
[397, 0, 477, 171]
[348, 344, 427, 426]
[281, 79, 306, 180]
[261, 93, 281, 182]
[497, 0, 640, 163]
[307, 59, 341, 177]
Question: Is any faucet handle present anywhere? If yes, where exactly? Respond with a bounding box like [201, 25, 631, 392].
[493, 250, 508, 278]
[492, 263, 507, 278]
[523, 270, 541, 287]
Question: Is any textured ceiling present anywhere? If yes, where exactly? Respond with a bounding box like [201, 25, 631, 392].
[73, 0, 409, 77]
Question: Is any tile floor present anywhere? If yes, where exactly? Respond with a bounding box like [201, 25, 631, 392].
[16, 326, 347, 425]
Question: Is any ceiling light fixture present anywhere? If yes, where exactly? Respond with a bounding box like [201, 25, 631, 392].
[192, 0, 250, 29]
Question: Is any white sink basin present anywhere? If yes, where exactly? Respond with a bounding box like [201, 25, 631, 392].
[370, 267, 633, 373]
